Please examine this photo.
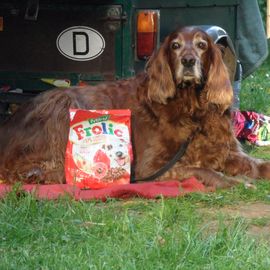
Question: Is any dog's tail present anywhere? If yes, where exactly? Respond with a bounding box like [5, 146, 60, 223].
[0, 89, 73, 183]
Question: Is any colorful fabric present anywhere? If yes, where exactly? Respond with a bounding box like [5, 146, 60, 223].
[0, 177, 208, 201]
[233, 110, 270, 146]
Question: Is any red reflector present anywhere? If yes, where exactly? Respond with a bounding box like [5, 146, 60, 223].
[137, 32, 156, 59]
[137, 11, 158, 60]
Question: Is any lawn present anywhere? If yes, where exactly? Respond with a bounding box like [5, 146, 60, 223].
[1, 55, 270, 270]
[240, 50, 270, 115]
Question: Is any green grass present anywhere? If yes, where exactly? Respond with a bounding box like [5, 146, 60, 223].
[1, 50, 270, 270]
[1, 189, 270, 270]
[240, 51, 270, 114]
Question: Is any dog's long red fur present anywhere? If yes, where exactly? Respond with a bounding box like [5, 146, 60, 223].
[1, 27, 270, 187]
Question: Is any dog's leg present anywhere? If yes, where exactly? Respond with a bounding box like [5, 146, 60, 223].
[1, 159, 65, 184]
[224, 152, 270, 180]
[257, 162, 270, 179]
[157, 165, 249, 188]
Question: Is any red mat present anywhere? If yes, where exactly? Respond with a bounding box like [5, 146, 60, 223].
[0, 177, 208, 201]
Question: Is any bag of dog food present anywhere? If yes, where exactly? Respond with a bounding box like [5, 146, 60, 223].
[65, 109, 132, 189]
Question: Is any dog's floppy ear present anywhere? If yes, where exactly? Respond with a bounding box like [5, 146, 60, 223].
[204, 40, 233, 111]
[145, 37, 176, 104]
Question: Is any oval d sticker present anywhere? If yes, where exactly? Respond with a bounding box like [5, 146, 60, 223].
[56, 26, 105, 61]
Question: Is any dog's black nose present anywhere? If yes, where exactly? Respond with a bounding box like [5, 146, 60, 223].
[116, 151, 123, 158]
[181, 55, 196, 67]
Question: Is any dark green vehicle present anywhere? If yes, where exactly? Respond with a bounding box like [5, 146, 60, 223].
[0, 0, 267, 120]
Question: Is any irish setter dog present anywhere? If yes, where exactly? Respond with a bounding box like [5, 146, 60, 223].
[1, 27, 270, 188]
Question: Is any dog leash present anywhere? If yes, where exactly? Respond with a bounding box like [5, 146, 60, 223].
[133, 128, 199, 182]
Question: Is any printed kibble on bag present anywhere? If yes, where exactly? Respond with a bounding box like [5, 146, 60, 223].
[65, 109, 132, 189]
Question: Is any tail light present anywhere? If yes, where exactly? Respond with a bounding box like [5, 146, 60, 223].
[136, 10, 159, 60]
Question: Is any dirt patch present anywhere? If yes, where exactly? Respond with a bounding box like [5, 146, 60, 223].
[221, 202, 270, 241]
[200, 202, 270, 241]
[221, 202, 270, 219]
[247, 224, 270, 241]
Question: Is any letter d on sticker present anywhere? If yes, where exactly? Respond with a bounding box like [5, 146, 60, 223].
[73, 32, 89, 55]
[57, 26, 105, 61]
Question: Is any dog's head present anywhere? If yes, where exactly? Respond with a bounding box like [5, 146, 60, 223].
[146, 27, 233, 110]
[102, 139, 130, 168]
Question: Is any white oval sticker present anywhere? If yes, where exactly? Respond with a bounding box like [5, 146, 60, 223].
[56, 26, 105, 61]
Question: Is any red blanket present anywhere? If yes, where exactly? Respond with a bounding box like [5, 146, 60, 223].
[0, 177, 208, 201]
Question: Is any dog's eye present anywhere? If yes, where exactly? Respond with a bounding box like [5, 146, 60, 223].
[197, 41, 207, 50]
[107, 145, 113, 150]
[171, 42, 181, 50]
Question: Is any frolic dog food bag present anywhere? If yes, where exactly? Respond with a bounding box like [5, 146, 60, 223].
[65, 109, 132, 189]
